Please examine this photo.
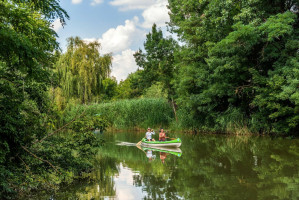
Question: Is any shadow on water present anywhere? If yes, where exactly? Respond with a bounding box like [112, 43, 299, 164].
[31, 131, 299, 200]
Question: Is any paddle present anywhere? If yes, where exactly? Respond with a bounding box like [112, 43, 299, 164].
[136, 143, 144, 152]
[136, 139, 143, 146]
[165, 131, 177, 141]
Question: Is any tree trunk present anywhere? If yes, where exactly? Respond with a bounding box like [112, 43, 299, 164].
[171, 97, 178, 122]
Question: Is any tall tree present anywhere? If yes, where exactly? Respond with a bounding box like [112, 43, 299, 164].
[0, 0, 68, 196]
[134, 24, 178, 96]
[168, 0, 299, 135]
[55, 37, 112, 104]
[134, 24, 179, 119]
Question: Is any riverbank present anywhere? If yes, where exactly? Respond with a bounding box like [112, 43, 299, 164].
[62, 98, 297, 137]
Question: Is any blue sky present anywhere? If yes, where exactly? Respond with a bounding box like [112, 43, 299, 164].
[53, 0, 170, 81]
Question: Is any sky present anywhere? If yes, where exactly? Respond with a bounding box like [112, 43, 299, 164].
[52, 0, 171, 82]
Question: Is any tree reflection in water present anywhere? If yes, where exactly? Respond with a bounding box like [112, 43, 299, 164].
[32, 132, 299, 200]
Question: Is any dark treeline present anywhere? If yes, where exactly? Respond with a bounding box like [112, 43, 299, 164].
[118, 1, 299, 136]
[166, 0, 299, 135]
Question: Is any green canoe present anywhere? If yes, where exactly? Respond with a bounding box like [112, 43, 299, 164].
[141, 146, 182, 157]
[141, 138, 181, 148]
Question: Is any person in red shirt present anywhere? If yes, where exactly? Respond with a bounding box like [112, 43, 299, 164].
[159, 128, 168, 141]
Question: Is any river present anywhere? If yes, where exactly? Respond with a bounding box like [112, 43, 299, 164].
[33, 131, 299, 199]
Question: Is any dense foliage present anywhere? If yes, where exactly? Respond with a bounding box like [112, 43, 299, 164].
[165, 0, 299, 135]
[133, 24, 178, 96]
[116, 70, 144, 99]
[0, 0, 65, 197]
[0, 1, 106, 198]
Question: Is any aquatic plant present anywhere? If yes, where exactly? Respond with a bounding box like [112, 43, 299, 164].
[85, 98, 174, 129]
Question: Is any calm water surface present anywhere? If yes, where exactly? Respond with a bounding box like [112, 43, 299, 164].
[37, 131, 299, 199]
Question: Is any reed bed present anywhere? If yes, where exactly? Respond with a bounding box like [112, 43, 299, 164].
[64, 98, 174, 129]
[94, 98, 174, 128]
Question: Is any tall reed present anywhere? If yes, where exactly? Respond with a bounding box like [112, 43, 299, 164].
[81, 98, 174, 129]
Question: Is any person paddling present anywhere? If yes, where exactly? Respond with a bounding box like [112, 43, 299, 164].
[145, 128, 155, 141]
[159, 128, 168, 141]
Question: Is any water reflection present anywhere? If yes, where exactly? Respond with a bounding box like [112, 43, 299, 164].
[114, 164, 144, 200]
[145, 149, 156, 162]
[32, 132, 299, 200]
[141, 146, 182, 161]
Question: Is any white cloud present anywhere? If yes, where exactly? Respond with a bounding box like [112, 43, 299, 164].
[51, 18, 63, 32]
[85, 17, 144, 54]
[141, 0, 169, 28]
[110, 0, 170, 28]
[82, 0, 171, 81]
[91, 0, 104, 6]
[83, 38, 97, 43]
[83, 17, 145, 81]
[83, 17, 144, 81]
[72, 0, 82, 4]
[72, 0, 103, 5]
[110, 0, 156, 11]
[111, 49, 138, 82]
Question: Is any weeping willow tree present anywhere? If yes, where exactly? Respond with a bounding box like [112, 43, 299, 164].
[56, 36, 112, 104]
